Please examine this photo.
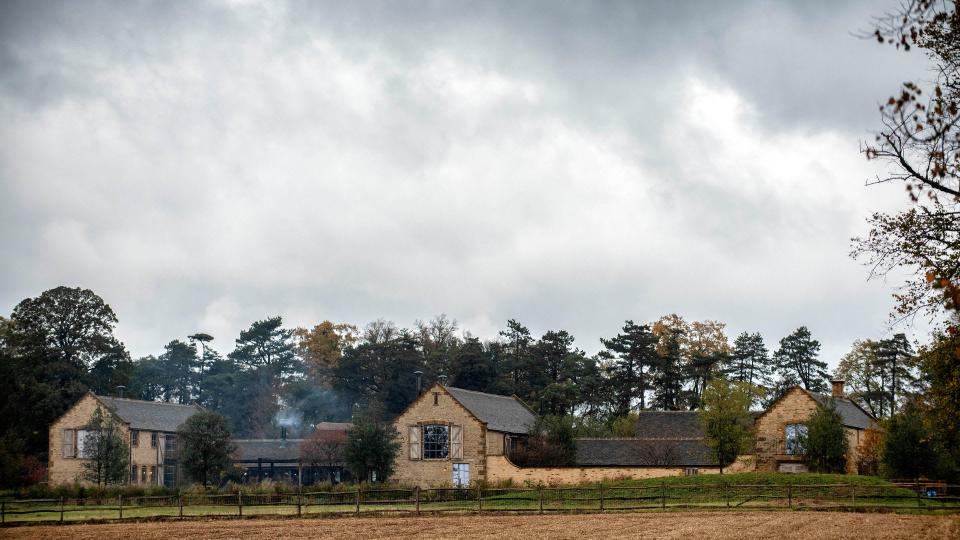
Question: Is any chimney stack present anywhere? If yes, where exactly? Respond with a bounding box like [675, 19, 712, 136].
[414, 370, 423, 395]
[831, 379, 845, 398]
[281, 426, 287, 441]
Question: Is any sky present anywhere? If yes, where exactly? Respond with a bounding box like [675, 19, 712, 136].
[0, 0, 939, 367]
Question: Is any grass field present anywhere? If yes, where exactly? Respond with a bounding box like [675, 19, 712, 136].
[1, 511, 958, 539]
[2, 474, 954, 524]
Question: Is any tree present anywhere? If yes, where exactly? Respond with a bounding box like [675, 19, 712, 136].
[81, 407, 130, 486]
[334, 332, 421, 417]
[178, 410, 235, 486]
[498, 319, 534, 398]
[158, 339, 198, 404]
[294, 322, 358, 388]
[344, 416, 400, 483]
[804, 400, 849, 474]
[699, 379, 753, 473]
[726, 332, 773, 407]
[914, 331, 960, 480]
[449, 337, 497, 392]
[883, 405, 935, 480]
[650, 318, 686, 411]
[683, 320, 731, 410]
[836, 340, 888, 418]
[415, 314, 460, 385]
[229, 317, 298, 379]
[773, 327, 828, 393]
[188, 333, 216, 403]
[873, 333, 916, 416]
[300, 428, 346, 482]
[601, 320, 659, 414]
[855, 1, 960, 316]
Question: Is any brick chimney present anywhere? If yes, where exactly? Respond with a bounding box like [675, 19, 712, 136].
[831, 379, 845, 398]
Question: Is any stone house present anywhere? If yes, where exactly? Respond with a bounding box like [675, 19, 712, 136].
[755, 381, 877, 474]
[393, 384, 537, 487]
[48, 392, 200, 486]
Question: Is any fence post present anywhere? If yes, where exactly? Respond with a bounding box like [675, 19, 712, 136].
[178, 492, 183, 519]
[2, 500, 5, 524]
[238, 489, 243, 517]
[851, 484, 856, 510]
[477, 485, 482, 513]
[355, 487, 361, 515]
[297, 489, 302, 517]
[599, 483, 604, 512]
[660, 482, 666, 510]
[59, 496, 64, 522]
[916, 480, 921, 509]
[724, 482, 729, 509]
[538, 486, 543, 514]
[415, 486, 421, 516]
[787, 483, 792, 508]
[118, 494, 123, 519]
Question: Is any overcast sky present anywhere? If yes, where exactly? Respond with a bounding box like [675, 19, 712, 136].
[0, 0, 938, 367]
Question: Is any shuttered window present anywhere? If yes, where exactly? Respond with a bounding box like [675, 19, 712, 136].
[62, 429, 75, 458]
[451, 425, 463, 460]
[409, 426, 421, 460]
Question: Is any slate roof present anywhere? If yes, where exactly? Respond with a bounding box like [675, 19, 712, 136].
[634, 411, 704, 439]
[444, 386, 536, 435]
[576, 438, 717, 467]
[808, 392, 874, 430]
[96, 395, 201, 432]
[233, 439, 305, 463]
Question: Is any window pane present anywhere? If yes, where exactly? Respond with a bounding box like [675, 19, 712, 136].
[422, 425, 449, 459]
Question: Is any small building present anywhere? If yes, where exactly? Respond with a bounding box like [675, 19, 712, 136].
[48, 392, 200, 486]
[755, 381, 878, 474]
[393, 384, 537, 487]
[232, 422, 352, 485]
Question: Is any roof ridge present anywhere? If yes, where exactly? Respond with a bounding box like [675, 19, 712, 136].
[445, 386, 515, 399]
[97, 395, 200, 408]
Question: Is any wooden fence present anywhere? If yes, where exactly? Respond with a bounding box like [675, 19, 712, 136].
[2, 482, 958, 524]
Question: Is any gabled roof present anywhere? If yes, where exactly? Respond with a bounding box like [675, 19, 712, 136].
[443, 386, 536, 435]
[807, 392, 874, 430]
[95, 395, 201, 433]
[634, 411, 704, 439]
[576, 438, 717, 467]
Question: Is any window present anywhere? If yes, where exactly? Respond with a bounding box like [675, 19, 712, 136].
[785, 424, 808, 455]
[130, 430, 139, 447]
[62, 429, 75, 458]
[684, 468, 699, 476]
[422, 424, 449, 459]
[141, 465, 147, 484]
[130, 464, 138, 484]
[150, 465, 156, 485]
[163, 465, 177, 488]
[150, 432, 158, 448]
[433, 392, 439, 406]
[76, 429, 93, 458]
[164, 434, 176, 452]
[452, 463, 470, 487]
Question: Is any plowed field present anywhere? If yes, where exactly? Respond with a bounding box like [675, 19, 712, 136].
[1, 511, 957, 539]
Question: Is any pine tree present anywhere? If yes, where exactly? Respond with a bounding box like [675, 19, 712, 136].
[651, 329, 685, 410]
[804, 399, 849, 473]
[726, 332, 773, 407]
[601, 320, 659, 413]
[498, 320, 533, 398]
[873, 333, 915, 416]
[773, 326, 828, 393]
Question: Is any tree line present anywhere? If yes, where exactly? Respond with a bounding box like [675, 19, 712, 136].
[0, 284, 909, 487]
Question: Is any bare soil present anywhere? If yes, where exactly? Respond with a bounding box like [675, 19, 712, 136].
[1, 511, 958, 539]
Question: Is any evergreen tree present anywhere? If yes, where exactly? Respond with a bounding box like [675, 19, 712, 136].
[836, 340, 887, 418]
[873, 333, 915, 416]
[80, 408, 130, 486]
[601, 320, 659, 414]
[498, 320, 533, 398]
[726, 332, 773, 406]
[651, 328, 685, 410]
[158, 339, 198, 404]
[229, 317, 298, 379]
[804, 400, 849, 473]
[449, 337, 497, 392]
[773, 327, 828, 393]
[882, 405, 935, 480]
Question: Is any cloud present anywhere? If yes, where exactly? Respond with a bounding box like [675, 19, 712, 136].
[0, 0, 936, 368]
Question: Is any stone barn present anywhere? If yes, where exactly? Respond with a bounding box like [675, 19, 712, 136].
[755, 381, 878, 474]
[393, 384, 536, 487]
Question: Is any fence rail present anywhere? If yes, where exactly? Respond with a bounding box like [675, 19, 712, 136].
[1, 482, 958, 525]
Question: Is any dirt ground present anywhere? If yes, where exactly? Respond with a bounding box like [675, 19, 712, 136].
[1, 511, 958, 540]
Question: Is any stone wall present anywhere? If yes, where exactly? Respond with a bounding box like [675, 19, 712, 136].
[392, 386, 488, 487]
[485, 455, 721, 485]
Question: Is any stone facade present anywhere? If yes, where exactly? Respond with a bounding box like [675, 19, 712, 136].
[48, 393, 184, 486]
[755, 386, 875, 474]
[486, 455, 723, 485]
[393, 386, 489, 487]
